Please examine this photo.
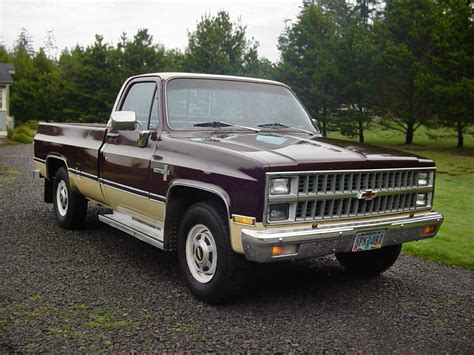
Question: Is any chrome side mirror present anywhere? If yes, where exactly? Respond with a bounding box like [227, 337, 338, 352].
[110, 111, 137, 131]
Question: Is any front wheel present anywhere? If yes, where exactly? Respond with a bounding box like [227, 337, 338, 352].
[335, 244, 402, 277]
[177, 201, 247, 304]
[53, 167, 87, 229]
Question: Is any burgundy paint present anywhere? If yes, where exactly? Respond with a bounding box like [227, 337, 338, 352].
[34, 75, 436, 223]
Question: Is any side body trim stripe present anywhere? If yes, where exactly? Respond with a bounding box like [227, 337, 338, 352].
[99, 178, 166, 203]
[36, 156, 167, 202]
[34, 157, 46, 164]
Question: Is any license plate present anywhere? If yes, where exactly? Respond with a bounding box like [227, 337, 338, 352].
[352, 231, 385, 252]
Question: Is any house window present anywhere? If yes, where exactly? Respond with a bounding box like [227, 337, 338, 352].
[0, 88, 4, 110]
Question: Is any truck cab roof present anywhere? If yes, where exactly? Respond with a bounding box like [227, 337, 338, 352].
[132, 72, 287, 87]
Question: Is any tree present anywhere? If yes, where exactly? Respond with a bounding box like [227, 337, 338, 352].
[353, 0, 383, 28]
[184, 11, 260, 76]
[334, 15, 377, 143]
[315, 0, 352, 27]
[117, 29, 175, 80]
[44, 30, 58, 59]
[278, 4, 339, 136]
[10, 48, 60, 123]
[14, 28, 35, 57]
[431, 0, 474, 147]
[0, 46, 12, 62]
[10, 30, 37, 123]
[373, 0, 441, 144]
[58, 36, 120, 123]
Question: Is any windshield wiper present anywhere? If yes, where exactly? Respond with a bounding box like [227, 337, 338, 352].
[257, 122, 316, 135]
[193, 121, 260, 132]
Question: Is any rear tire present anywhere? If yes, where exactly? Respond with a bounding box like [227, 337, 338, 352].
[177, 200, 247, 304]
[335, 244, 402, 276]
[53, 167, 87, 229]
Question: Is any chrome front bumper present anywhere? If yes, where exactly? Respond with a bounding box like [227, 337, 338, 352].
[242, 212, 443, 263]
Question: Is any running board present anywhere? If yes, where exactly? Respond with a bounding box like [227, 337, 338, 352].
[98, 211, 164, 250]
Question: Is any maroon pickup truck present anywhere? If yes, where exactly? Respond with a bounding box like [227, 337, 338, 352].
[34, 73, 443, 303]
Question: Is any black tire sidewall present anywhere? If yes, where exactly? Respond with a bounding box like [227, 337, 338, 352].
[177, 202, 240, 303]
[53, 167, 75, 228]
[335, 244, 402, 276]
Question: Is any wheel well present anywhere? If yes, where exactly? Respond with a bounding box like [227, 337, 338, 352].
[164, 186, 229, 251]
[46, 157, 67, 180]
[44, 157, 67, 203]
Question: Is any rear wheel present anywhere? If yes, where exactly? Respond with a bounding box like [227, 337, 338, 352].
[177, 201, 246, 304]
[53, 167, 87, 229]
[335, 244, 402, 276]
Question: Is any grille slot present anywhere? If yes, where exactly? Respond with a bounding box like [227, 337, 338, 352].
[297, 170, 419, 195]
[295, 192, 418, 221]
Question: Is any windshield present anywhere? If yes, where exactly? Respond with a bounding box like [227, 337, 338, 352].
[166, 78, 318, 132]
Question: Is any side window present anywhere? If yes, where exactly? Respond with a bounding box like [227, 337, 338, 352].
[149, 98, 159, 129]
[120, 82, 158, 129]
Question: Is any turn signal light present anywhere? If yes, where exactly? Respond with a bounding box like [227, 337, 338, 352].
[232, 215, 256, 226]
[421, 224, 437, 236]
[272, 244, 298, 257]
[272, 245, 284, 256]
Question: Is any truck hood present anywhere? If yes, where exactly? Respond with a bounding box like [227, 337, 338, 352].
[177, 132, 434, 171]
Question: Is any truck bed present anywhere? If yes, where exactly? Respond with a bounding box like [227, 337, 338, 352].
[34, 122, 107, 177]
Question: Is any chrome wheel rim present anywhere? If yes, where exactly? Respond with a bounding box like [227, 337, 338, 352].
[185, 224, 218, 283]
[56, 180, 68, 216]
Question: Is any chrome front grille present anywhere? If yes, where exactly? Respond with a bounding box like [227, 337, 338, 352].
[297, 170, 419, 195]
[295, 192, 418, 220]
[265, 168, 435, 224]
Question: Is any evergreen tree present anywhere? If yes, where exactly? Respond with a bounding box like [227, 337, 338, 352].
[335, 15, 377, 143]
[117, 29, 174, 80]
[278, 4, 339, 136]
[373, 0, 441, 144]
[184, 11, 260, 76]
[58, 36, 120, 123]
[431, 0, 474, 147]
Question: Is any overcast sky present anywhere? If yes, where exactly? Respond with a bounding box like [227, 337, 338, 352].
[0, 0, 303, 61]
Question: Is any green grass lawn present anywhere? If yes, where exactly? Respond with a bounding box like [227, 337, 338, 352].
[328, 125, 474, 270]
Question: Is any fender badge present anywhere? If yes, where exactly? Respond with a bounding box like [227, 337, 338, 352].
[153, 164, 170, 181]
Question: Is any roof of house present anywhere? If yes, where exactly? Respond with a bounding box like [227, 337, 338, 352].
[0, 63, 15, 84]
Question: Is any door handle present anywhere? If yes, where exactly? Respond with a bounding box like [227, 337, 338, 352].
[107, 132, 119, 138]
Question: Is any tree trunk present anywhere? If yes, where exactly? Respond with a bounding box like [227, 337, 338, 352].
[457, 122, 464, 148]
[405, 120, 415, 144]
[322, 107, 327, 137]
[358, 120, 364, 143]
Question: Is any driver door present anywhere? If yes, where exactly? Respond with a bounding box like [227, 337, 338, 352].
[99, 77, 164, 225]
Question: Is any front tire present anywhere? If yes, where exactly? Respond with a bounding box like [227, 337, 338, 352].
[177, 201, 246, 304]
[335, 244, 402, 276]
[53, 167, 87, 229]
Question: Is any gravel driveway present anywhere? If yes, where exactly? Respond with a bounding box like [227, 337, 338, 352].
[0, 144, 472, 352]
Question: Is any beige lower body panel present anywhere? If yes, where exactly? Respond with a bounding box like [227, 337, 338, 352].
[35, 160, 165, 229]
[69, 172, 108, 206]
[101, 184, 165, 229]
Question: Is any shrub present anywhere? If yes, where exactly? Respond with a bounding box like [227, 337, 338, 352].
[7, 128, 13, 139]
[11, 132, 33, 144]
[13, 125, 35, 138]
[25, 120, 39, 131]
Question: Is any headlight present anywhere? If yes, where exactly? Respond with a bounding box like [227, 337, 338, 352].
[416, 193, 428, 207]
[269, 204, 289, 221]
[270, 178, 290, 195]
[417, 172, 430, 186]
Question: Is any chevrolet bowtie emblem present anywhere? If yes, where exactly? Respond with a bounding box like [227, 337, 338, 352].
[357, 190, 378, 201]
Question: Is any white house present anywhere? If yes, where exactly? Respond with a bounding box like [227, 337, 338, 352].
[0, 63, 15, 140]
